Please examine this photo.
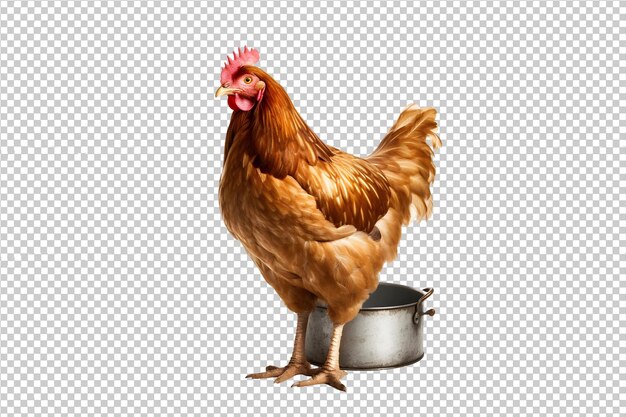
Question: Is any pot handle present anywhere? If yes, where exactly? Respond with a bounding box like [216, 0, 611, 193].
[413, 287, 436, 324]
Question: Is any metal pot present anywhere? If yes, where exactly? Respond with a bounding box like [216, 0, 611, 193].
[305, 283, 435, 370]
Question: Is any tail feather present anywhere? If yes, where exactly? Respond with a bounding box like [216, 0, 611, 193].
[368, 105, 441, 226]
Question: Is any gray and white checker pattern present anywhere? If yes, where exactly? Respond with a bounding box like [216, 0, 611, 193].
[0, 0, 623, 415]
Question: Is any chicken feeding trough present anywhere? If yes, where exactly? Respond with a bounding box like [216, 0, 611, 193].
[305, 283, 435, 370]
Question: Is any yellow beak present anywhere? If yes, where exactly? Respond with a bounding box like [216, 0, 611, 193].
[215, 85, 241, 98]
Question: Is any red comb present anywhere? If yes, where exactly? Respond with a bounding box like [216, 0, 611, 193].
[220, 46, 260, 85]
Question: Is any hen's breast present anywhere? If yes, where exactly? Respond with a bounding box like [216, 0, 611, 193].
[218, 151, 261, 241]
[219, 147, 301, 262]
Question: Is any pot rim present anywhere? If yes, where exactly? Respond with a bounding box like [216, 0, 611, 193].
[314, 282, 430, 311]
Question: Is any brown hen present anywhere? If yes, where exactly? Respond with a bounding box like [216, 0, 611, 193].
[216, 47, 441, 391]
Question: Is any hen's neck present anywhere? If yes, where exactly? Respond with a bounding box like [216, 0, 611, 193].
[246, 81, 333, 178]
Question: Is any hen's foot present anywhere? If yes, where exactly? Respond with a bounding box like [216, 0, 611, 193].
[246, 361, 316, 384]
[292, 367, 348, 392]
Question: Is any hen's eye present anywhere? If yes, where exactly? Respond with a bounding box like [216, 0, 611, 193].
[243, 76, 253, 84]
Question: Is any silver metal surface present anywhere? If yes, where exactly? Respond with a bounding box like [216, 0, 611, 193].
[305, 283, 435, 370]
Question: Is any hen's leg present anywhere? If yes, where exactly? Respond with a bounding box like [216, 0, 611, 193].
[246, 311, 316, 383]
[292, 322, 347, 391]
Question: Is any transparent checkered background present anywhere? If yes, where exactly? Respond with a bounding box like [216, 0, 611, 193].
[0, 0, 623, 416]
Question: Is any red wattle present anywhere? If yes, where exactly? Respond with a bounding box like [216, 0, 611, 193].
[234, 94, 255, 111]
[228, 95, 239, 111]
[227, 94, 255, 111]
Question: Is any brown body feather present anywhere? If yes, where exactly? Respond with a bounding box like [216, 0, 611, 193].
[219, 67, 440, 324]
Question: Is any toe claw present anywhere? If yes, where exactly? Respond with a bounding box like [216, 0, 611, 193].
[329, 380, 347, 392]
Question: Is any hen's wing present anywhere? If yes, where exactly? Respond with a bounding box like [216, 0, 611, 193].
[294, 150, 391, 233]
